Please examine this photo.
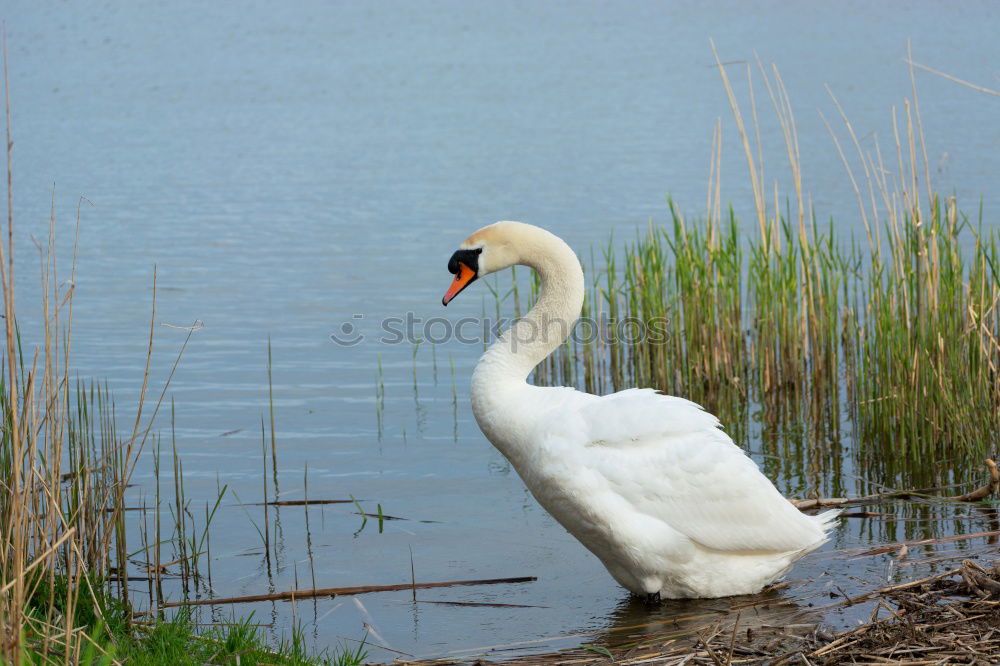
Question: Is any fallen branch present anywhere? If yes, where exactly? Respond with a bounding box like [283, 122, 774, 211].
[157, 575, 537, 608]
[790, 459, 999, 510]
[790, 485, 958, 510]
[415, 599, 548, 608]
[837, 566, 963, 606]
[788, 497, 852, 510]
[855, 528, 1000, 557]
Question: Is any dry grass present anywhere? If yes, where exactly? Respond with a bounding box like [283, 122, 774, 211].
[0, 39, 202, 662]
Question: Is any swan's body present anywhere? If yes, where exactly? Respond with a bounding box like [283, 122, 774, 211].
[443, 221, 838, 599]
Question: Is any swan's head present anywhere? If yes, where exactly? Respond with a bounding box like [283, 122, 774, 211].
[442, 221, 526, 306]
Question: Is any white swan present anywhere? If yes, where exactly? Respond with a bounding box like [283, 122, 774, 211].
[442, 221, 839, 600]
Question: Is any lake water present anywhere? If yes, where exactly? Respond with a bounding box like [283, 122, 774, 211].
[6, 1, 1000, 660]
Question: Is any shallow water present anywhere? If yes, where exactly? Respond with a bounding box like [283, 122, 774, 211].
[6, 1, 1000, 660]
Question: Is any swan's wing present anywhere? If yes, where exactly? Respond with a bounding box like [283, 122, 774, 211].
[549, 388, 826, 553]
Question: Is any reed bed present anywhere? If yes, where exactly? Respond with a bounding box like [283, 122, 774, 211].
[0, 54, 341, 664]
[0, 204, 222, 661]
[0, 126, 140, 658]
[532, 199, 999, 474]
[528, 56, 1000, 485]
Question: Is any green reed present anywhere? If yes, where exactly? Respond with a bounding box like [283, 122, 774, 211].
[523, 202, 998, 485]
[846, 199, 1000, 477]
[501, 53, 999, 486]
[0, 218, 216, 660]
[0, 108, 227, 662]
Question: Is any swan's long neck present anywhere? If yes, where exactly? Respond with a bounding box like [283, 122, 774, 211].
[470, 228, 584, 447]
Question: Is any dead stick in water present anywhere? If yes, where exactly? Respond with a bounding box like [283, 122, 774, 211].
[157, 575, 537, 608]
[235, 499, 355, 506]
[855, 528, 1000, 556]
[790, 459, 999, 510]
[791, 490, 947, 511]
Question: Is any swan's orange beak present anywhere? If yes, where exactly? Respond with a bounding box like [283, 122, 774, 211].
[442, 263, 477, 306]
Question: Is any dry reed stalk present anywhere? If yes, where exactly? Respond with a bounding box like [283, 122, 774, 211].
[0, 44, 196, 657]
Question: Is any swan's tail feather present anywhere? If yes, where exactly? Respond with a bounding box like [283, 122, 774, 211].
[815, 508, 842, 534]
[796, 509, 842, 557]
[801, 508, 842, 554]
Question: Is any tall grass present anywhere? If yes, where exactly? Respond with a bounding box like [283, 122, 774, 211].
[0, 99, 140, 656]
[0, 51, 341, 664]
[0, 194, 198, 660]
[528, 53, 1000, 484]
[0, 200, 99, 658]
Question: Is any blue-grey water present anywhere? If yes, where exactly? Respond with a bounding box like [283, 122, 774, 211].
[6, 1, 1000, 660]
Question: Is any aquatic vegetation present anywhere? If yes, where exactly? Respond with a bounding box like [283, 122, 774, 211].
[0, 205, 334, 661]
[524, 57, 1000, 486]
[0, 94, 338, 666]
[530, 200, 999, 476]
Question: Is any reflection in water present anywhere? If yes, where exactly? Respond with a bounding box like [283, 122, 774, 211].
[598, 589, 815, 647]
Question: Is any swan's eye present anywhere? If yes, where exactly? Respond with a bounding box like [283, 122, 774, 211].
[476, 248, 483, 254]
